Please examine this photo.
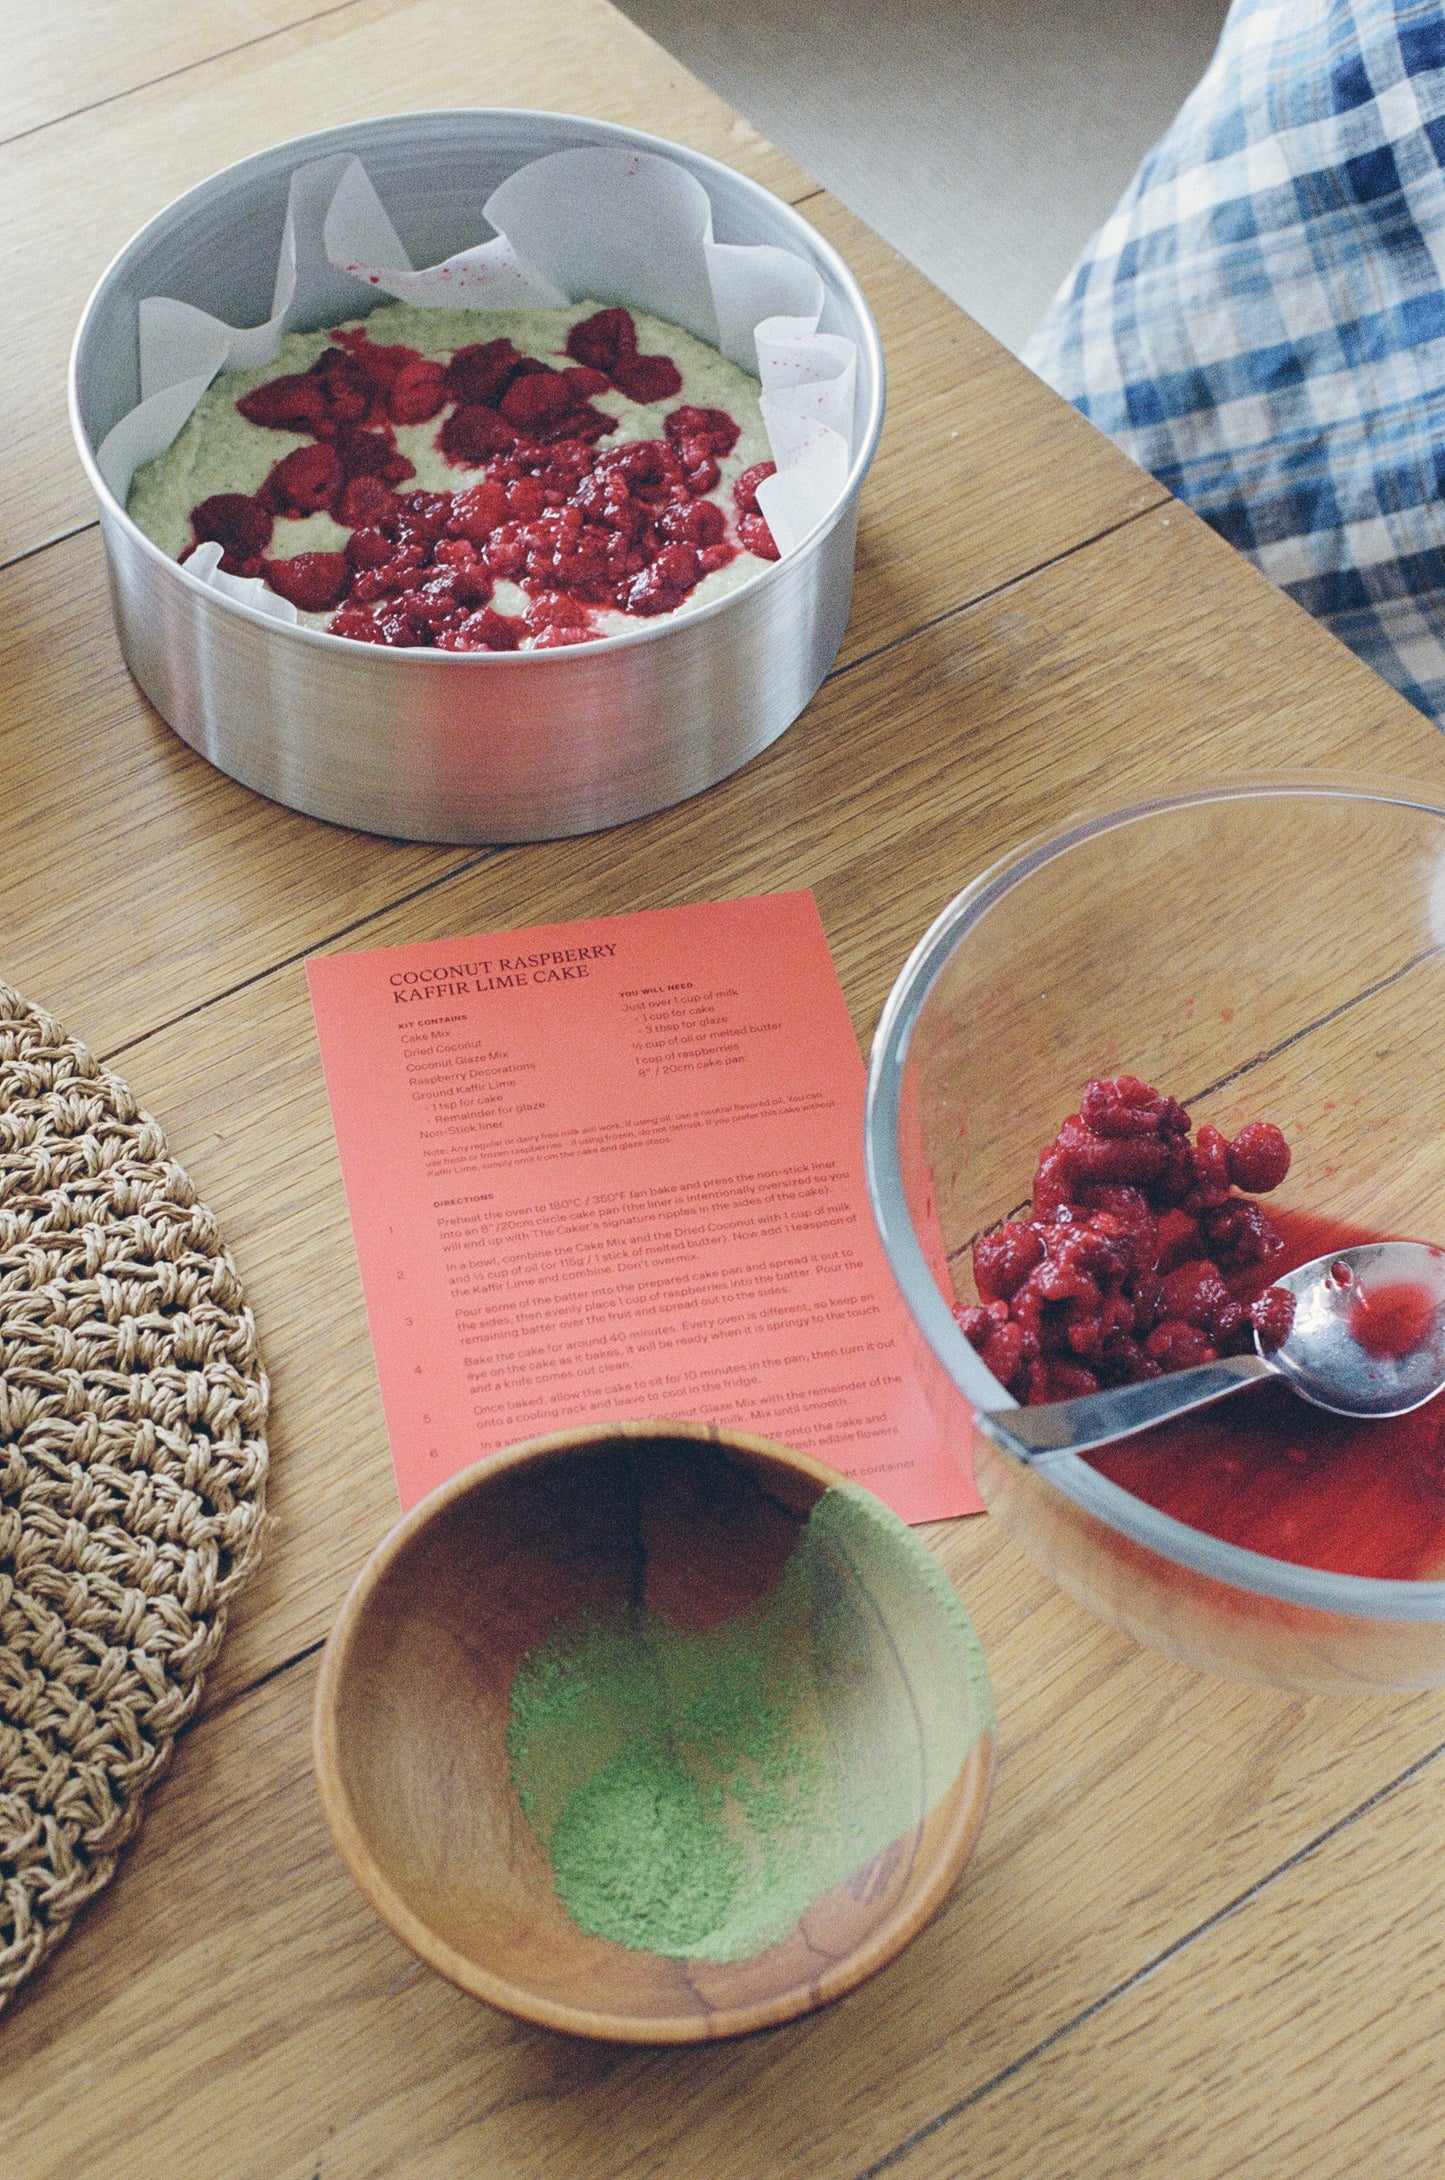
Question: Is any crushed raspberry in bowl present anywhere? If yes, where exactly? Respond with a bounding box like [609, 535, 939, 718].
[954, 1075, 1296, 1406]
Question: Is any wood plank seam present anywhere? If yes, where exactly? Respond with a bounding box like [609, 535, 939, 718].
[202, 1635, 328, 1726]
[96, 1565, 1445, 2161]
[1187, 938, 1444, 1105]
[824, 497, 1169, 693]
[0, 521, 99, 578]
[122, 950, 1445, 1717]
[79, 795, 1445, 1968]
[13, 3, 1445, 2163]
[0, 0, 371, 152]
[97, 848, 499, 1067]
[850, 1726, 1445, 2180]
[4, 7, 825, 221]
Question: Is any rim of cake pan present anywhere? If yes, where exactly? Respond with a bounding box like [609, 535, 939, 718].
[865, 777, 1445, 1623]
[68, 107, 885, 664]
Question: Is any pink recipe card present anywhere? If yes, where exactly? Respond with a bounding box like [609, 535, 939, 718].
[306, 891, 981, 1521]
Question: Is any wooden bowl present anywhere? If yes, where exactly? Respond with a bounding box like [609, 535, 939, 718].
[312, 1420, 994, 2042]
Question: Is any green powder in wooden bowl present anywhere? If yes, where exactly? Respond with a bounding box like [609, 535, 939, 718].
[507, 1482, 992, 1962]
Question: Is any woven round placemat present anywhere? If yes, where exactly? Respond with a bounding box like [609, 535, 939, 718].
[0, 982, 269, 2007]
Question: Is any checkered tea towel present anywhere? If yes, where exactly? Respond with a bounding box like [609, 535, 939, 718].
[1024, 0, 1445, 727]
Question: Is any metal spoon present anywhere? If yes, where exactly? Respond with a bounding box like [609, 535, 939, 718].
[974, 1240, 1445, 1470]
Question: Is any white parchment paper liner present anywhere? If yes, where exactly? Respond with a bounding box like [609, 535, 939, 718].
[98, 146, 858, 629]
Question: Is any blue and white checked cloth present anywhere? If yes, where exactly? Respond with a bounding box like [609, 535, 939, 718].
[1024, 0, 1445, 726]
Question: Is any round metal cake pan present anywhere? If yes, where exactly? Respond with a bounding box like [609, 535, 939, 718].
[69, 110, 885, 844]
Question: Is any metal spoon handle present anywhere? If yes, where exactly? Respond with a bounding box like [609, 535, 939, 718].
[976, 1353, 1273, 1466]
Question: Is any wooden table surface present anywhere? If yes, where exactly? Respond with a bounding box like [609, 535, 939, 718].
[7, 5, 1445, 2175]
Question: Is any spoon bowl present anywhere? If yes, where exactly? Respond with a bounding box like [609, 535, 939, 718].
[1271, 1240, 1445, 1416]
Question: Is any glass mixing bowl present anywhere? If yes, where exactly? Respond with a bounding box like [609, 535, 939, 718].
[865, 785, 1445, 1691]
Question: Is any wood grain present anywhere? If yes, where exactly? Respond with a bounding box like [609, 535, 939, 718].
[901, 791, 1445, 1261]
[4, 0, 349, 143]
[876, 1741, 1445, 2180]
[939, 949, 1445, 1276]
[0, 528, 471, 1054]
[2, 0, 813, 565]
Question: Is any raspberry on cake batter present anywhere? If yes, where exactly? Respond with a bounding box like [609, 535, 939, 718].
[127, 301, 781, 653]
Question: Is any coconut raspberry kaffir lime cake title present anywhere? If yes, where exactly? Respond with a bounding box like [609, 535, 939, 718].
[127, 301, 782, 652]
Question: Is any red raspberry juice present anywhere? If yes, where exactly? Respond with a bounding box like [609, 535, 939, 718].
[1085, 1209, 1445, 1579]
